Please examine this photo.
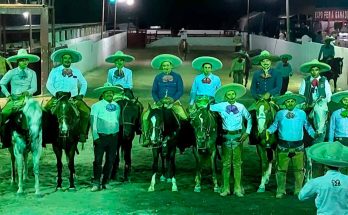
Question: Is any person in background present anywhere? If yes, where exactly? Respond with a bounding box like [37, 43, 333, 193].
[275, 54, 293, 95]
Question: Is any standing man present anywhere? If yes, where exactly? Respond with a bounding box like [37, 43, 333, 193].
[318, 36, 335, 63]
[329, 90, 348, 146]
[299, 141, 348, 215]
[90, 83, 123, 191]
[45, 48, 90, 143]
[299, 59, 332, 142]
[266, 92, 316, 198]
[0, 49, 39, 122]
[105, 50, 135, 99]
[229, 51, 247, 85]
[210, 83, 251, 197]
[250, 50, 282, 101]
[142, 54, 187, 145]
[275, 54, 293, 95]
[189, 56, 222, 107]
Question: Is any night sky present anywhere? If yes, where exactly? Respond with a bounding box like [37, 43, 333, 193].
[54, 0, 316, 29]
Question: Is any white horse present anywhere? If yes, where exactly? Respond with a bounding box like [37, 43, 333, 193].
[9, 97, 42, 195]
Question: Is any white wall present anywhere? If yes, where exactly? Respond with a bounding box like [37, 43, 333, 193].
[250, 34, 348, 90]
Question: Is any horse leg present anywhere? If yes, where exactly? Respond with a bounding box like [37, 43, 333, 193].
[192, 147, 201, 192]
[13, 140, 24, 194]
[123, 140, 132, 182]
[304, 148, 313, 183]
[159, 147, 166, 182]
[9, 147, 16, 184]
[170, 146, 178, 191]
[110, 139, 122, 180]
[32, 139, 42, 195]
[66, 145, 77, 190]
[23, 150, 29, 181]
[53, 145, 63, 190]
[211, 148, 219, 193]
[148, 148, 159, 192]
[256, 145, 271, 192]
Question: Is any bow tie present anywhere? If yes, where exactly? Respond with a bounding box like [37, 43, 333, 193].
[286, 111, 295, 119]
[114, 69, 124, 78]
[202, 77, 211, 84]
[162, 75, 174, 82]
[62, 68, 73, 77]
[19, 70, 27, 79]
[311, 79, 319, 87]
[260, 73, 272, 79]
[106, 103, 117, 112]
[226, 104, 239, 114]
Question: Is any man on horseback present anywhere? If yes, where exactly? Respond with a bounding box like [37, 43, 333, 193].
[105, 50, 135, 99]
[45, 48, 90, 143]
[275, 54, 293, 95]
[318, 36, 335, 63]
[210, 83, 251, 197]
[266, 92, 316, 198]
[142, 54, 187, 145]
[90, 83, 123, 191]
[0, 49, 40, 124]
[298, 59, 332, 143]
[229, 50, 248, 85]
[189, 56, 222, 109]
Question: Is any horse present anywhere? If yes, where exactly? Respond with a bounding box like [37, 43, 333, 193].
[1, 97, 42, 195]
[45, 93, 80, 190]
[249, 99, 278, 192]
[111, 97, 143, 182]
[321, 57, 343, 92]
[145, 106, 181, 192]
[189, 106, 219, 193]
[178, 39, 188, 61]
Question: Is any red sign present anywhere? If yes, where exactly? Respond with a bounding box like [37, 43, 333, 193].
[315, 9, 348, 21]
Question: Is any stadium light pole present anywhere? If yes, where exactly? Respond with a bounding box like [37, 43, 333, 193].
[286, 0, 290, 41]
[110, 0, 134, 32]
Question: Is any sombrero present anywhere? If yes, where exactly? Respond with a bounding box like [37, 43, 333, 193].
[214, 83, 246, 103]
[105, 51, 135, 63]
[93, 82, 124, 96]
[7, 49, 40, 63]
[151, 54, 182, 69]
[252, 50, 280, 65]
[307, 141, 348, 167]
[280, 54, 292, 61]
[299, 59, 331, 73]
[192, 56, 223, 72]
[51, 48, 82, 63]
[274, 91, 306, 105]
[324, 36, 335, 43]
[331, 90, 348, 103]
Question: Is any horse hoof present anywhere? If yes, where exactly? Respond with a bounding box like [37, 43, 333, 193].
[194, 186, 201, 192]
[166, 178, 172, 183]
[35, 192, 44, 198]
[257, 187, 265, 193]
[148, 186, 155, 192]
[68, 187, 77, 192]
[172, 186, 178, 192]
[16, 190, 24, 196]
[160, 175, 166, 182]
[55, 186, 63, 192]
[214, 187, 220, 193]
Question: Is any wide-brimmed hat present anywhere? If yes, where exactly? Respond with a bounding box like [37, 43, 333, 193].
[274, 91, 306, 105]
[331, 90, 348, 103]
[105, 51, 135, 63]
[252, 50, 280, 65]
[192, 56, 223, 72]
[280, 54, 292, 61]
[214, 83, 246, 103]
[299, 59, 331, 73]
[93, 82, 124, 96]
[307, 141, 348, 167]
[151, 54, 182, 69]
[51, 48, 82, 63]
[7, 49, 40, 63]
[324, 36, 335, 43]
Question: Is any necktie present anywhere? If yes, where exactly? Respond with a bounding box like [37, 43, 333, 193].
[114, 69, 124, 78]
[62, 68, 73, 77]
[202, 77, 211, 84]
[285, 111, 295, 119]
[226, 104, 239, 114]
[19, 70, 27, 79]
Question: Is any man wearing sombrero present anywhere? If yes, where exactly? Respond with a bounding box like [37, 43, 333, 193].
[298, 59, 332, 142]
[210, 83, 252, 197]
[329, 91, 348, 149]
[189, 56, 222, 107]
[318, 36, 335, 63]
[266, 92, 316, 198]
[229, 50, 248, 85]
[90, 83, 123, 191]
[141, 54, 187, 145]
[0, 49, 40, 122]
[275, 54, 293, 95]
[250, 50, 282, 101]
[46, 48, 90, 143]
[299, 141, 348, 214]
[105, 50, 135, 99]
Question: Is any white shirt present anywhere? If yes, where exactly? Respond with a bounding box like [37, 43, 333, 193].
[210, 101, 252, 134]
[107, 67, 133, 89]
[299, 170, 348, 215]
[178, 30, 188, 40]
[0, 67, 37, 97]
[90, 99, 120, 141]
[299, 76, 332, 103]
[46, 65, 87, 97]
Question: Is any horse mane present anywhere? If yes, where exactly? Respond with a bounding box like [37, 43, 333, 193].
[148, 107, 179, 136]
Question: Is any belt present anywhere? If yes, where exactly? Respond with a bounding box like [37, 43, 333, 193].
[224, 129, 241, 135]
[98, 133, 117, 137]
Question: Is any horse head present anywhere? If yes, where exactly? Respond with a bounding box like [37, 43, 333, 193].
[190, 107, 216, 149]
[118, 99, 143, 138]
[310, 99, 328, 134]
[255, 99, 277, 146]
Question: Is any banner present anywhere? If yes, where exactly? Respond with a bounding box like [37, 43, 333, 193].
[314, 9, 348, 21]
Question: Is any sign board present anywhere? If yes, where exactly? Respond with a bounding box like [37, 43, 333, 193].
[314, 9, 348, 21]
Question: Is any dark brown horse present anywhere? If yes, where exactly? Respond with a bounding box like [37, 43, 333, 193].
[321, 57, 343, 92]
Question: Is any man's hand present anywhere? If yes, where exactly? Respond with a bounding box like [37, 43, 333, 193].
[155, 100, 163, 107]
[162, 97, 174, 104]
[55, 91, 64, 98]
[74, 95, 84, 101]
[239, 133, 249, 143]
[7, 95, 12, 101]
[22, 91, 30, 97]
[265, 130, 270, 141]
[262, 92, 271, 100]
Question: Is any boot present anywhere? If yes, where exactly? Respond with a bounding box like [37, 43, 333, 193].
[276, 171, 287, 198]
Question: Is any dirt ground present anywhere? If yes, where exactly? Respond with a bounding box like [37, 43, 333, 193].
[0, 46, 318, 215]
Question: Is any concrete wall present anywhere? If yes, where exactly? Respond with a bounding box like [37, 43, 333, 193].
[250, 34, 348, 90]
[147, 37, 238, 47]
